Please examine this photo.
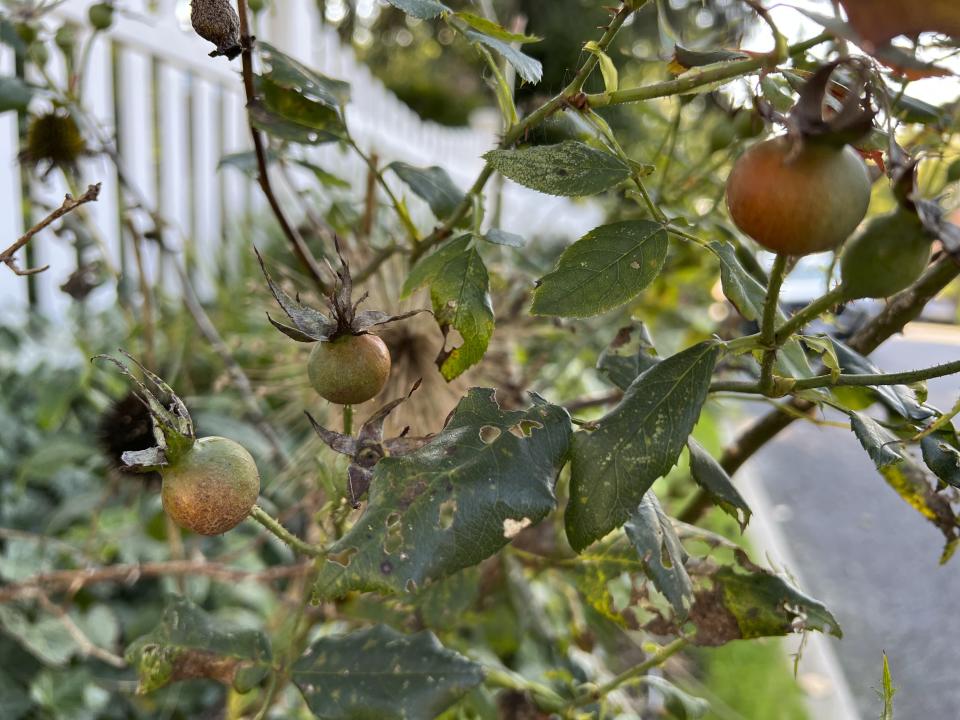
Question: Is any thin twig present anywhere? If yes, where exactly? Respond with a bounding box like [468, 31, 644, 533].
[0, 560, 312, 604]
[1, 183, 101, 276]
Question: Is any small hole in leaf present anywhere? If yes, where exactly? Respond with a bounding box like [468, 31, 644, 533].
[438, 498, 457, 529]
[659, 541, 673, 569]
[508, 419, 544, 438]
[479, 425, 501, 444]
[328, 547, 358, 568]
[405, 579, 418, 593]
[502, 517, 532, 539]
[385, 512, 401, 528]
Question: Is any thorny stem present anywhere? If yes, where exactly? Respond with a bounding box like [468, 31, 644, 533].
[235, 0, 331, 294]
[248, 505, 327, 558]
[681, 254, 960, 524]
[759, 253, 788, 395]
[710, 357, 960, 395]
[587, 33, 831, 107]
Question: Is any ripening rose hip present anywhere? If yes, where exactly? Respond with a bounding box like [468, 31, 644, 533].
[307, 334, 391, 405]
[725, 135, 872, 256]
[161, 436, 260, 536]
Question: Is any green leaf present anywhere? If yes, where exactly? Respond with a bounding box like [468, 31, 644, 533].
[687, 438, 751, 531]
[257, 42, 350, 108]
[708, 241, 768, 322]
[530, 220, 667, 318]
[292, 624, 484, 720]
[255, 77, 345, 140]
[463, 29, 542, 84]
[385, 0, 450, 19]
[800, 334, 841, 380]
[294, 159, 351, 188]
[312, 389, 572, 599]
[0, 605, 77, 667]
[0, 671, 31, 720]
[248, 102, 339, 145]
[483, 229, 525, 247]
[0, 76, 33, 113]
[597, 323, 660, 391]
[624, 492, 693, 618]
[644, 676, 709, 718]
[584, 40, 618, 92]
[403, 236, 494, 380]
[565, 341, 720, 552]
[125, 596, 272, 694]
[388, 162, 464, 220]
[921, 429, 960, 489]
[484, 141, 630, 197]
[671, 45, 746, 70]
[455, 12, 541, 43]
[850, 412, 904, 468]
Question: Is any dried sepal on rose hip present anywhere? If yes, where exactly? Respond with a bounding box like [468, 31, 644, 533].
[95, 351, 260, 536]
[256, 242, 425, 405]
[305, 381, 430, 507]
[725, 60, 876, 256]
[190, 0, 242, 61]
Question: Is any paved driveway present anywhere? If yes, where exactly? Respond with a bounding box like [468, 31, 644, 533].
[740, 326, 960, 719]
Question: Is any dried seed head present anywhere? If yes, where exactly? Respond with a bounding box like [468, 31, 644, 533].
[190, 0, 241, 60]
[20, 111, 89, 178]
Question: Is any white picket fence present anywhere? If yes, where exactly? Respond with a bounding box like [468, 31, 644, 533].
[0, 0, 603, 322]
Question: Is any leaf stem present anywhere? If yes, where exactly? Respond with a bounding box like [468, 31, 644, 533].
[484, 666, 567, 712]
[568, 638, 690, 709]
[347, 137, 420, 244]
[248, 505, 326, 557]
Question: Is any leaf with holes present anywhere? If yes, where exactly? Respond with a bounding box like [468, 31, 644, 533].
[597, 324, 660, 391]
[292, 624, 483, 720]
[402, 236, 494, 380]
[125, 596, 272, 694]
[388, 162, 464, 220]
[625, 492, 693, 619]
[484, 141, 630, 197]
[531, 220, 667, 317]
[687, 438, 751, 531]
[311, 389, 572, 600]
[565, 342, 720, 552]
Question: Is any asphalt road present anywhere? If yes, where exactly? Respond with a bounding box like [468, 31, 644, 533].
[738, 326, 960, 719]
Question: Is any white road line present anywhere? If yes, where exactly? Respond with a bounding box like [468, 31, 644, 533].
[738, 464, 864, 720]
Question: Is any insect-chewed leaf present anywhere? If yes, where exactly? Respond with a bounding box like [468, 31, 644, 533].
[484, 141, 630, 197]
[255, 248, 335, 342]
[565, 341, 719, 552]
[402, 236, 493, 380]
[388, 161, 464, 221]
[311, 388, 572, 600]
[687, 438, 751, 531]
[624, 492, 693, 619]
[125, 596, 272, 695]
[531, 220, 668, 318]
[292, 624, 483, 720]
[597, 323, 660, 391]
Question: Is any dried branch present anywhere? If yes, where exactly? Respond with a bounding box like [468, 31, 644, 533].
[1, 183, 101, 276]
[0, 560, 312, 604]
